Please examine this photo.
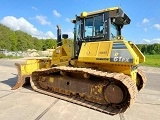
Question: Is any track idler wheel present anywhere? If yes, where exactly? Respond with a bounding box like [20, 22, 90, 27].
[103, 82, 128, 107]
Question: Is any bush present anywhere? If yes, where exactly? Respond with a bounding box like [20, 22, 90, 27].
[150, 50, 156, 54]
[0, 53, 23, 59]
[0, 53, 6, 58]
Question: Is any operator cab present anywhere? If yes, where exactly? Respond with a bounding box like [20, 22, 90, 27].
[73, 7, 131, 57]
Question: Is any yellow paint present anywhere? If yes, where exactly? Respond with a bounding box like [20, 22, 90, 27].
[128, 42, 145, 63]
[85, 7, 119, 16]
[20, 58, 51, 77]
[51, 39, 73, 66]
[80, 12, 88, 18]
[91, 85, 103, 95]
[78, 40, 145, 66]
[130, 70, 137, 82]
[78, 41, 113, 63]
[49, 78, 54, 83]
[97, 86, 102, 93]
[114, 53, 119, 56]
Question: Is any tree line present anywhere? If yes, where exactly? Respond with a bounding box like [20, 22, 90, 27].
[0, 23, 160, 54]
[0, 24, 57, 51]
[136, 44, 160, 54]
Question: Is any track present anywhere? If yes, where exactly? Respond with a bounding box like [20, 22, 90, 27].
[30, 66, 137, 115]
[137, 69, 147, 91]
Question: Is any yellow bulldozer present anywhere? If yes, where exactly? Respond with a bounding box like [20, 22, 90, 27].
[12, 7, 146, 115]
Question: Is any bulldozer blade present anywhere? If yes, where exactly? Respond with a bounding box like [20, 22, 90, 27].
[12, 58, 51, 90]
[12, 63, 30, 90]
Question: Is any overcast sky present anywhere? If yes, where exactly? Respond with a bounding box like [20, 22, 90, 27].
[0, 0, 160, 44]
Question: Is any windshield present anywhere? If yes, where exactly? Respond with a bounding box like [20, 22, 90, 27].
[84, 14, 103, 38]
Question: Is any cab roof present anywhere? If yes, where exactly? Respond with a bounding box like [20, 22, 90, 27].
[85, 7, 120, 16]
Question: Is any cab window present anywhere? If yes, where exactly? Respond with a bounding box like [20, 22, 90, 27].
[110, 23, 117, 39]
[84, 14, 103, 38]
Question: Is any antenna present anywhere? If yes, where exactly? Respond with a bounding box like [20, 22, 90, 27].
[119, 0, 122, 7]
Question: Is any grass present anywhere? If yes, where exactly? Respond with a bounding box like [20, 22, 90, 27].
[140, 54, 160, 67]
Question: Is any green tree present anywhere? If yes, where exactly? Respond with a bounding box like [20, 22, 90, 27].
[150, 50, 156, 54]
[9, 31, 18, 51]
[33, 37, 43, 50]
[42, 39, 56, 50]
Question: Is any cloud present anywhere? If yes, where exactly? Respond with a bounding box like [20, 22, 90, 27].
[65, 18, 70, 22]
[142, 18, 149, 25]
[43, 31, 55, 38]
[153, 24, 160, 30]
[144, 28, 148, 32]
[143, 39, 151, 43]
[53, 10, 61, 17]
[36, 15, 51, 25]
[0, 16, 55, 39]
[32, 7, 37, 10]
[143, 38, 160, 44]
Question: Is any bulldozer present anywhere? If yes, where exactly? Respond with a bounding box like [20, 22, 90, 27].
[12, 7, 146, 115]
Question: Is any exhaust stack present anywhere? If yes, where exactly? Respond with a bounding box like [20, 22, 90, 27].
[56, 25, 62, 46]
